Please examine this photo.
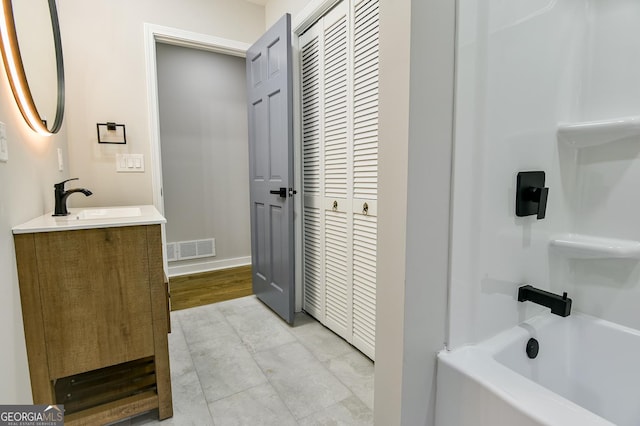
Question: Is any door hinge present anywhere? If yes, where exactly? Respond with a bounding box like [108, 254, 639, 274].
[288, 188, 297, 197]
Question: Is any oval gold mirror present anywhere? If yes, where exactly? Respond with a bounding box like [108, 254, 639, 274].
[0, 0, 64, 135]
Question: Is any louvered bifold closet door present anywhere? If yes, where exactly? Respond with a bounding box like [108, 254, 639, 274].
[301, 0, 379, 360]
[301, 23, 325, 320]
[351, 0, 378, 359]
[322, 1, 352, 340]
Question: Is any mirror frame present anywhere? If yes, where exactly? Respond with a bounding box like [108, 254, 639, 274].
[0, 0, 64, 135]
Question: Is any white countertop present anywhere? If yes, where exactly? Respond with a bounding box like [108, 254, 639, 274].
[12, 205, 166, 234]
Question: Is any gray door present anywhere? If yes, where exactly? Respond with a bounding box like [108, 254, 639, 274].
[246, 14, 295, 324]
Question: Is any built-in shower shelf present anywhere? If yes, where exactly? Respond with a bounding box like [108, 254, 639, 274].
[550, 234, 640, 259]
[557, 116, 640, 148]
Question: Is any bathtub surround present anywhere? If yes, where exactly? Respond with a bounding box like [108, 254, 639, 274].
[448, 0, 640, 347]
[449, 0, 577, 348]
[441, 0, 640, 424]
[556, 0, 640, 331]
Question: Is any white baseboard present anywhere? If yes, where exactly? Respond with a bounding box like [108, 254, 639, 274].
[168, 256, 251, 277]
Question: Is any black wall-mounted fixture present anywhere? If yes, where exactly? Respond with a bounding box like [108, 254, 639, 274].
[518, 285, 572, 317]
[516, 171, 548, 219]
[97, 122, 126, 144]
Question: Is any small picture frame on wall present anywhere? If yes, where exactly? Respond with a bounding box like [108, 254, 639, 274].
[97, 122, 126, 144]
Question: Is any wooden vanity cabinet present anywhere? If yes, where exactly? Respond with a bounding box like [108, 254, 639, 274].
[14, 224, 172, 425]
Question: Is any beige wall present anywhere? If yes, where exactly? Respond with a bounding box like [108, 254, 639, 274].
[57, 0, 265, 208]
[0, 64, 69, 402]
[374, 0, 411, 423]
[265, 0, 313, 27]
[399, 0, 456, 423]
[376, 0, 456, 424]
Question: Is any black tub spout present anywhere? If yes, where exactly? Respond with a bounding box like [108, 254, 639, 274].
[518, 285, 572, 317]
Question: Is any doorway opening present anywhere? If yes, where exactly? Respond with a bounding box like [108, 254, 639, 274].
[156, 42, 251, 280]
[144, 24, 256, 277]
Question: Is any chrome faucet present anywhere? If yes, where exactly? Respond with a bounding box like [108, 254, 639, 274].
[53, 178, 93, 216]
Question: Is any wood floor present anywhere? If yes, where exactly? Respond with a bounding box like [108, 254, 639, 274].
[169, 265, 253, 311]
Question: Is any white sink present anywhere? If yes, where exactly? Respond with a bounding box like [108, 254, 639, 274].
[72, 207, 142, 220]
[13, 205, 165, 234]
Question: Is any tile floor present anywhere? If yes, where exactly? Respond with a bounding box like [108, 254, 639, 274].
[115, 295, 374, 426]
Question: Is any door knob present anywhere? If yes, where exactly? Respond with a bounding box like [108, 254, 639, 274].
[270, 187, 287, 198]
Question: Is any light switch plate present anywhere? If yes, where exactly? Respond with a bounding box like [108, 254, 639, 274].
[57, 148, 64, 171]
[116, 153, 144, 172]
[0, 122, 8, 162]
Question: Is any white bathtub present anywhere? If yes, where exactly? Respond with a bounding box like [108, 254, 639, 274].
[436, 312, 640, 426]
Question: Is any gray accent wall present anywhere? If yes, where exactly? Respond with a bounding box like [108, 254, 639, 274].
[156, 43, 251, 265]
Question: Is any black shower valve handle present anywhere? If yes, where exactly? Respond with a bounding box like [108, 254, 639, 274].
[536, 186, 548, 219]
[516, 171, 548, 220]
[525, 186, 548, 219]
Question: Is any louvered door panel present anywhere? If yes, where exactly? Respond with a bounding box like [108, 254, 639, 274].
[300, 0, 379, 360]
[353, 0, 379, 201]
[301, 23, 325, 321]
[324, 208, 350, 338]
[350, 0, 378, 359]
[303, 204, 323, 317]
[352, 200, 377, 359]
[323, 12, 349, 200]
[302, 35, 322, 196]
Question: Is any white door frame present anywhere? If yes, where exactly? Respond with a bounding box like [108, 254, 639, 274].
[293, 0, 343, 33]
[143, 24, 250, 277]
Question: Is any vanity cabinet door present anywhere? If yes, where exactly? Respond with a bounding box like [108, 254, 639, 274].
[33, 226, 155, 379]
